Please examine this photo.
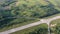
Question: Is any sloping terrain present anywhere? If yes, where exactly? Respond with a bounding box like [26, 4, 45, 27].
[0, 0, 60, 32]
[49, 0, 60, 10]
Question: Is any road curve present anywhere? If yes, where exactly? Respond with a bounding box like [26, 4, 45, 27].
[0, 16, 60, 34]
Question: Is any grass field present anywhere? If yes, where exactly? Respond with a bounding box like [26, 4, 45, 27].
[11, 23, 48, 34]
[50, 18, 60, 24]
[43, 13, 60, 19]
[50, 18, 60, 34]
[0, 18, 40, 32]
[11, 18, 60, 34]
[0, 13, 60, 32]
[16, 0, 49, 6]
[49, 0, 60, 11]
[0, 0, 60, 33]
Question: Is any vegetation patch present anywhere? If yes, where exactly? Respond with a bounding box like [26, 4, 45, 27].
[0, 0, 60, 32]
[50, 19, 60, 34]
[11, 23, 48, 34]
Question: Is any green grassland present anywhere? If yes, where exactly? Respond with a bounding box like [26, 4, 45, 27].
[0, 18, 39, 32]
[50, 18, 60, 24]
[11, 23, 48, 34]
[0, 0, 60, 32]
[43, 13, 60, 19]
[11, 18, 60, 34]
[49, 0, 60, 11]
[50, 19, 60, 34]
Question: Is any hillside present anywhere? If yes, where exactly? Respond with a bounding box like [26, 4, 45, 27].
[49, 0, 60, 11]
[0, 0, 60, 31]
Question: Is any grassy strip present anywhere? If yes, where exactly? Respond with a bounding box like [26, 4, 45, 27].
[50, 18, 60, 34]
[0, 13, 60, 32]
[11, 23, 48, 34]
[43, 13, 60, 19]
[50, 18, 60, 24]
[0, 18, 40, 32]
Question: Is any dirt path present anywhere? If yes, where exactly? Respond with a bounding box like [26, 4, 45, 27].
[0, 16, 60, 34]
